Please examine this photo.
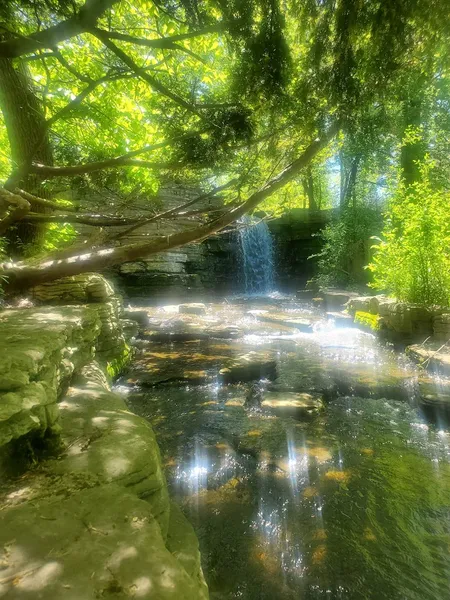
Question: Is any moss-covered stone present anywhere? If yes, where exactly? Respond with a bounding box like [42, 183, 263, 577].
[354, 311, 381, 332]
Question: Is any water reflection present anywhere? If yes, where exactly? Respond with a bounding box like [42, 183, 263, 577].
[123, 300, 450, 600]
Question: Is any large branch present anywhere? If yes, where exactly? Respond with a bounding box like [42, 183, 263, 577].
[95, 25, 222, 48]
[111, 178, 239, 241]
[0, 0, 119, 59]
[93, 27, 218, 63]
[22, 213, 143, 226]
[92, 30, 200, 115]
[30, 158, 181, 177]
[1, 124, 339, 292]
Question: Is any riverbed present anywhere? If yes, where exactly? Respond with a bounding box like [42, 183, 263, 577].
[121, 297, 450, 600]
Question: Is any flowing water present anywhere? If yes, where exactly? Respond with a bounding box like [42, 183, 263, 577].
[239, 218, 275, 294]
[121, 298, 450, 600]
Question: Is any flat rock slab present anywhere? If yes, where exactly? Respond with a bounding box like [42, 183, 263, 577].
[322, 290, 359, 310]
[326, 312, 355, 328]
[220, 352, 277, 383]
[179, 303, 207, 316]
[262, 391, 323, 417]
[253, 311, 314, 332]
[0, 484, 207, 600]
[407, 343, 450, 376]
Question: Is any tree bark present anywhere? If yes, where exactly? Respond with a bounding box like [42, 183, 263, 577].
[0, 57, 53, 250]
[1, 124, 339, 293]
[400, 96, 426, 187]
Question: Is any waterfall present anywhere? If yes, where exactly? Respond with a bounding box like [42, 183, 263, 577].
[239, 216, 275, 294]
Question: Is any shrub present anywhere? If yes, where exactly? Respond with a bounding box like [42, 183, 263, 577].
[311, 204, 382, 289]
[369, 163, 450, 307]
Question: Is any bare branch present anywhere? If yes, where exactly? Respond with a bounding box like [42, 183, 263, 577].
[111, 177, 239, 240]
[22, 213, 143, 226]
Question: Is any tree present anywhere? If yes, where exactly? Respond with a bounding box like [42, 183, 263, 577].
[0, 0, 447, 294]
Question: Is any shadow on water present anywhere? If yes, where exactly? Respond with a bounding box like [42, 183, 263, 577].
[122, 300, 450, 600]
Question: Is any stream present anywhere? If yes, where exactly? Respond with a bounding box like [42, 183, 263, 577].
[120, 297, 450, 600]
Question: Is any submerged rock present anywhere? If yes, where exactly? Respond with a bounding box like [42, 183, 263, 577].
[219, 352, 277, 383]
[179, 303, 207, 316]
[261, 391, 324, 417]
[254, 311, 314, 332]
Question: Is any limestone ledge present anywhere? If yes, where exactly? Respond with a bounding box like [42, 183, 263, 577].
[0, 272, 209, 600]
[0, 361, 208, 599]
[0, 301, 129, 448]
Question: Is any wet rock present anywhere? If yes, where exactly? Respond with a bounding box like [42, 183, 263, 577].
[244, 381, 264, 408]
[312, 297, 324, 308]
[261, 391, 324, 417]
[326, 312, 355, 328]
[296, 289, 315, 301]
[254, 311, 314, 332]
[219, 352, 277, 383]
[322, 289, 359, 311]
[179, 303, 207, 316]
[123, 308, 150, 328]
[418, 378, 450, 412]
[120, 318, 139, 341]
[407, 343, 450, 376]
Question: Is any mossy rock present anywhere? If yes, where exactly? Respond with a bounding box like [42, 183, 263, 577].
[354, 311, 381, 332]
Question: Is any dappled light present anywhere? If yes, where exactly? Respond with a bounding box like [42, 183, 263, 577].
[1, 1, 450, 598]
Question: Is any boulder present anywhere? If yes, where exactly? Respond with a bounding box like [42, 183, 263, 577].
[322, 289, 359, 311]
[418, 378, 450, 412]
[123, 308, 150, 328]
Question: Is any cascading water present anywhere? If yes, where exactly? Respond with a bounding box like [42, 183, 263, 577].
[238, 216, 275, 294]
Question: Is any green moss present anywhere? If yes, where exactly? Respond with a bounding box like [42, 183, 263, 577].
[106, 342, 133, 379]
[355, 311, 381, 331]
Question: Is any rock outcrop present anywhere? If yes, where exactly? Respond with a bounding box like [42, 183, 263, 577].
[0, 274, 209, 600]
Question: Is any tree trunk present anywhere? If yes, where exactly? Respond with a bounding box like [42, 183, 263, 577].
[302, 166, 318, 211]
[341, 155, 360, 209]
[400, 95, 425, 187]
[0, 56, 53, 252]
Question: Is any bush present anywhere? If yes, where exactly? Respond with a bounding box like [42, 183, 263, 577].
[369, 164, 450, 307]
[311, 204, 382, 289]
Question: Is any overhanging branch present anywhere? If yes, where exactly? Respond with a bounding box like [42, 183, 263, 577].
[0, 0, 119, 59]
[2, 124, 339, 291]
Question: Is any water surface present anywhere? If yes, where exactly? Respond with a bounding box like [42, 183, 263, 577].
[123, 300, 450, 600]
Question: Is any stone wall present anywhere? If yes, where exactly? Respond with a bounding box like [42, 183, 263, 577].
[0, 274, 209, 600]
[268, 209, 331, 292]
[76, 184, 238, 303]
[346, 294, 450, 343]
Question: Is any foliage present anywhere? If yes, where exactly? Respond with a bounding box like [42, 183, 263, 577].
[312, 204, 382, 289]
[369, 163, 450, 307]
[354, 311, 381, 332]
[43, 223, 77, 252]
